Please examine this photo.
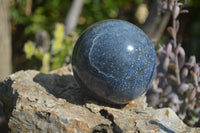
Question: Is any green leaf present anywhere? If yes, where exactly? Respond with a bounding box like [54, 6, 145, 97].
[24, 41, 35, 59]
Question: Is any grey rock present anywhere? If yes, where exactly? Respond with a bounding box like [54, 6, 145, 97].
[0, 65, 199, 133]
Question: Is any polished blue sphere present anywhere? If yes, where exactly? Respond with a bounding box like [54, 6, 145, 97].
[72, 19, 156, 104]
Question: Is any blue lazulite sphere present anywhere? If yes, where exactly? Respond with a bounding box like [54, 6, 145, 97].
[72, 19, 156, 104]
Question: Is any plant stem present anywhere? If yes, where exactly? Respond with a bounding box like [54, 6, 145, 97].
[173, 0, 181, 85]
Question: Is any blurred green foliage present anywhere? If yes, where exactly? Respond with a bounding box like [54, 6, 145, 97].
[78, 0, 143, 32]
[24, 23, 76, 73]
[51, 23, 75, 70]
[14, 0, 143, 72]
[187, 0, 200, 7]
[11, 0, 71, 37]
[11, 0, 143, 38]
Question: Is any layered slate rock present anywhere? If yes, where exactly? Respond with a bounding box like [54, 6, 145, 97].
[0, 65, 199, 133]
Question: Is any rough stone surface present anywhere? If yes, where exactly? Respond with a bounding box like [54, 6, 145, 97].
[0, 65, 199, 133]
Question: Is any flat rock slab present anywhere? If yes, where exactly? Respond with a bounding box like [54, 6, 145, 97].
[0, 65, 199, 133]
